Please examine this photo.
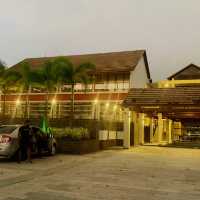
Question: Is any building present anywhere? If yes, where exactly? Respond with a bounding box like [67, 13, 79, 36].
[151, 64, 200, 88]
[3, 51, 151, 136]
[123, 64, 200, 148]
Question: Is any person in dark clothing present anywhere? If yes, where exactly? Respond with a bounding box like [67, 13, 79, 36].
[18, 120, 33, 163]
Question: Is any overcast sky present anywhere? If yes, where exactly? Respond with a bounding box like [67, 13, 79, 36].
[1, 0, 200, 80]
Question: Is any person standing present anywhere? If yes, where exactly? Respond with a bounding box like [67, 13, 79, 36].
[18, 120, 33, 163]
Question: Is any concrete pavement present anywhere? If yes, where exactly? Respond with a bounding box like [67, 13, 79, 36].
[1, 147, 200, 200]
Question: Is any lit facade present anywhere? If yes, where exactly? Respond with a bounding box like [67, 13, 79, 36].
[123, 64, 200, 148]
[3, 50, 151, 124]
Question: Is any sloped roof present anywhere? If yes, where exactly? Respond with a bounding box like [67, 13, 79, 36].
[168, 64, 200, 80]
[10, 50, 151, 78]
[123, 87, 200, 119]
[123, 87, 200, 107]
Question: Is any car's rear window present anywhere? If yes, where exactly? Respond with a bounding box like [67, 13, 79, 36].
[0, 126, 17, 134]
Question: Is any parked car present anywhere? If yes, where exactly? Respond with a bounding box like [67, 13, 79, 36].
[0, 125, 56, 159]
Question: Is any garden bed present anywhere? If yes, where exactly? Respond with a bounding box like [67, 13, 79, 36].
[56, 138, 100, 154]
[53, 127, 99, 154]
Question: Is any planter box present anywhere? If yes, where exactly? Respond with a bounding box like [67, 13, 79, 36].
[56, 138, 100, 154]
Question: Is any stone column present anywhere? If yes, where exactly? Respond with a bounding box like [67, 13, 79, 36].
[150, 117, 154, 143]
[157, 113, 163, 143]
[138, 113, 145, 145]
[123, 109, 131, 149]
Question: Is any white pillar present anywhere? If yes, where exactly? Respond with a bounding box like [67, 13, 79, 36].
[133, 112, 139, 146]
[138, 113, 144, 145]
[167, 119, 172, 144]
[123, 109, 131, 149]
[95, 103, 101, 120]
[157, 113, 163, 143]
[150, 117, 154, 143]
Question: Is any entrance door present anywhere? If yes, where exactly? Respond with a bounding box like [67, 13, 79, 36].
[144, 126, 150, 143]
[130, 122, 134, 146]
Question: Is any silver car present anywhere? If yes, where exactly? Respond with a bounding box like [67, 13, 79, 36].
[0, 125, 57, 159]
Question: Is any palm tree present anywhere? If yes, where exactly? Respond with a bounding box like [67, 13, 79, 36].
[37, 61, 56, 118]
[51, 57, 68, 92]
[0, 61, 7, 116]
[34, 58, 68, 119]
[0, 61, 21, 117]
[0, 60, 6, 74]
[61, 59, 95, 125]
[0, 69, 21, 117]
[31, 58, 95, 123]
[17, 62, 39, 119]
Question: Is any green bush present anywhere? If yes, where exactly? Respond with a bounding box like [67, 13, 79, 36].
[52, 127, 90, 141]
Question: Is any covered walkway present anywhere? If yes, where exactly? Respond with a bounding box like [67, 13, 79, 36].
[123, 87, 200, 148]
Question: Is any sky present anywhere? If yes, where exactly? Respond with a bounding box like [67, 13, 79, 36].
[1, 0, 200, 80]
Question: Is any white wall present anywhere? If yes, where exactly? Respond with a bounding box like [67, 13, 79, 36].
[99, 130, 124, 140]
[130, 57, 149, 88]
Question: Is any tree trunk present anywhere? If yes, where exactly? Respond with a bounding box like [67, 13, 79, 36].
[25, 86, 31, 119]
[25, 94, 28, 119]
[45, 91, 49, 119]
[2, 92, 6, 117]
[70, 84, 75, 127]
[58, 87, 61, 119]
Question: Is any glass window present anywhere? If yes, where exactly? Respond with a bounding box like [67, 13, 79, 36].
[0, 126, 17, 134]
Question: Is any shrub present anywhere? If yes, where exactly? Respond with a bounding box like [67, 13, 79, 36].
[53, 127, 90, 141]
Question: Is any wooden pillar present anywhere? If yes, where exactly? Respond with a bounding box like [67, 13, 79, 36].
[123, 109, 131, 149]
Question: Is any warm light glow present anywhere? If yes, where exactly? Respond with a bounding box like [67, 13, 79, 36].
[113, 105, 118, 111]
[52, 99, 57, 105]
[16, 99, 21, 106]
[165, 83, 169, 88]
[94, 99, 98, 105]
[106, 103, 110, 108]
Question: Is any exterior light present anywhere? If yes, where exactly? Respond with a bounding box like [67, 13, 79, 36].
[52, 99, 56, 105]
[113, 105, 118, 111]
[106, 103, 110, 108]
[16, 99, 20, 106]
[94, 99, 98, 105]
[165, 83, 169, 88]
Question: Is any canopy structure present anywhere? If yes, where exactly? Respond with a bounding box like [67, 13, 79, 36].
[123, 87, 200, 119]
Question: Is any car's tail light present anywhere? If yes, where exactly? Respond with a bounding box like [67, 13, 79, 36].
[0, 135, 12, 144]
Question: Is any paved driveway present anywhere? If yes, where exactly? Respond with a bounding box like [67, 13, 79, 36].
[1, 147, 200, 200]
